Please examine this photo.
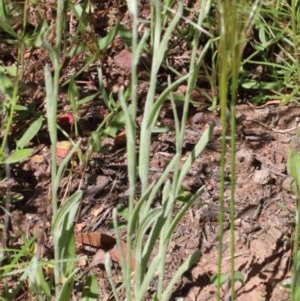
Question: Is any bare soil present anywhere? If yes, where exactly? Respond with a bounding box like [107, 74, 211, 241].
[0, 1, 298, 300]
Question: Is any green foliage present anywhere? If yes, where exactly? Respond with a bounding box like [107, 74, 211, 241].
[103, 110, 125, 138]
[288, 150, 300, 301]
[0, 237, 52, 300]
[80, 275, 99, 301]
[215, 0, 259, 300]
[109, 1, 215, 300]
[3, 148, 33, 164]
[211, 271, 245, 287]
[51, 191, 82, 301]
[240, 0, 300, 103]
[16, 116, 43, 149]
[0, 71, 14, 100]
[1, 0, 300, 300]
[96, 23, 119, 51]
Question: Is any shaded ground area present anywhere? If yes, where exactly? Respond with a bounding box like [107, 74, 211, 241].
[176, 103, 298, 301]
[0, 0, 299, 300]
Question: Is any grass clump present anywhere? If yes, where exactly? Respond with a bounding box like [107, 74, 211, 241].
[1, 0, 300, 300]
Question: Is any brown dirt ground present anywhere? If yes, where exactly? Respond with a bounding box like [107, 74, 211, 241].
[0, 1, 298, 300]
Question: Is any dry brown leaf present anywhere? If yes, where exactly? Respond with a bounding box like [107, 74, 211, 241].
[75, 232, 136, 269]
[114, 130, 127, 147]
[75, 232, 116, 251]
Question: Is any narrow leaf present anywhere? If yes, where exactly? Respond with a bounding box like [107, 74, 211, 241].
[162, 250, 201, 301]
[4, 148, 33, 164]
[80, 274, 99, 301]
[52, 190, 82, 300]
[178, 124, 213, 184]
[0, 71, 14, 100]
[233, 271, 245, 284]
[16, 116, 43, 149]
[97, 24, 119, 51]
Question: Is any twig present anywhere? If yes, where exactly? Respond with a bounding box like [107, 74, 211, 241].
[248, 118, 298, 133]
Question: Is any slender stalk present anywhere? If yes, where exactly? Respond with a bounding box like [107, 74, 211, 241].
[229, 4, 239, 299]
[291, 0, 300, 279]
[49, 0, 66, 217]
[49, 0, 66, 295]
[173, 0, 206, 196]
[125, 11, 138, 294]
[216, 2, 228, 299]
[229, 59, 237, 301]
[0, 0, 28, 156]
[0, 0, 29, 256]
[291, 0, 300, 97]
[123, 1, 139, 299]
[139, 0, 162, 194]
[217, 2, 256, 299]
[139, 1, 182, 217]
[291, 189, 300, 300]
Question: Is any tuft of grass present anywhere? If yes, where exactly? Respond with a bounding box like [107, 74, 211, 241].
[215, 1, 260, 299]
[1, 0, 300, 300]
[111, 1, 214, 300]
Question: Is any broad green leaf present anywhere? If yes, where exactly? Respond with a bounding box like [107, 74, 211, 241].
[233, 271, 245, 284]
[166, 186, 204, 241]
[16, 116, 43, 149]
[67, 44, 85, 58]
[0, 71, 14, 100]
[0, 65, 17, 76]
[52, 190, 82, 300]
[241, 79, 282, 90]
[147, 74, 190, 129]
[162, 250, 201, 301]
[96, 23, 119, 51]
[178, 124, 213, 185]
[57, 269, 79, 301]
[79, 275, 99, 301]
[78, 92, 99, 105]
[13, 105, 28, 111]
[103, 111, 125, 138]
[116, 204, 129, 220]
[0, 0, 8, 19]
[287, 150, 300, 194]
[0, 19, 18, 38]
[29, 255, 51, 298]
[71, 2, 83, 18]
[25, 19, 49, 48]
[68, 78, 79, 104]
[258, 25, 267, 46]
[52, 190, 82, 240]
[4, 148, 33, 164]
[118, 23, 133, 47]
[211, 273, 228, 286]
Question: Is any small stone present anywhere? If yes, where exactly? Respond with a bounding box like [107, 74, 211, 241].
[253, 169, 271, 185]
[113, 49, 132, 69]
[206, 184, 213, 191]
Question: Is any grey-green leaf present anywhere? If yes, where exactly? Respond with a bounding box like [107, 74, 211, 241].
[16, 116, 43, 149]
[4, 148, 33, 164]
[79, 275, 99, 301]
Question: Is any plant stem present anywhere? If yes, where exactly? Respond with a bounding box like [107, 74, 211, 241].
[51, 0, 65, 295]
[216, 2, 228, 299]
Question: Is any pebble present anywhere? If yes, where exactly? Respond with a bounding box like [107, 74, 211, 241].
[253, 169, 271, 185]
